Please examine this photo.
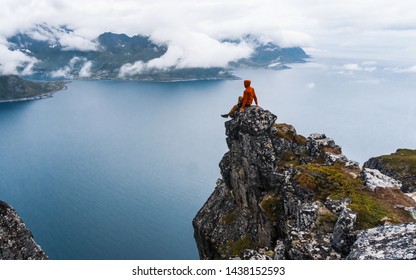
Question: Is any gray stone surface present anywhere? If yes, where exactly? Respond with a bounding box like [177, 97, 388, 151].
[331, 207, 357, 255]
[0, 201, 48, 260]
[347, 223, 416, 260]
[361, 168, 402, 191]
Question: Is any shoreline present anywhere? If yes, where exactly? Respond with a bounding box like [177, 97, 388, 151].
[0, 84, 67, 103]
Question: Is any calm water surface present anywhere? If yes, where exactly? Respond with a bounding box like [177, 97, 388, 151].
[0, 59, 415, 259]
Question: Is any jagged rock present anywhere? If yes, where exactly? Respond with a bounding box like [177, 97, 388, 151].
[274, 240, 286, 260]
[331, 207, 357, 255]
[0, 201, 47, 260]
[243, 249, 273, 260]
[225, 106, 277, 138]
[193, 107, 416, 260]
[324, 198, 352, 215]
[361, 168, 402, 191]
[307, 134, 340, 158]
[306, 133, 358, 167]
[297, 202, 319, 231]
[286, 229, 341, 260]
[347, 223, 416, 260]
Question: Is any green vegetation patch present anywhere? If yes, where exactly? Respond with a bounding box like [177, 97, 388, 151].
[316, 208, 338, 233]
[295, 164, 399, 229]
[380, 149, 416, 174]
[225, 235, 258, 258]
[221, 211, 237, 225]
[260, 193, 283, 222]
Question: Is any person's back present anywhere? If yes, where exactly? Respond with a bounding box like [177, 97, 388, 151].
[240, 80, 258, 112]
[221, 80, 258, 118]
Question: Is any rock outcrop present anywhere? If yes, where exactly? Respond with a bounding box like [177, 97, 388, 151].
[193, 106, 416, 260]
[0, 201, 47, 260]
[364, 149, 416, 193]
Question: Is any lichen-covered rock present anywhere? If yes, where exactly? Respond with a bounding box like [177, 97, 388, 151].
[193, 107, 416, 260]
[331, 207, 357, 255]
[0, 201, 47, 260]
[285, 222, 341, 260]
[347, 223, 416, 260]
[231, 106, 277, 137]
[307, 133, 359, 168]
[361, 168, 402, 191]
[242, 249, 274, 260]
[273, 240, 286, 260]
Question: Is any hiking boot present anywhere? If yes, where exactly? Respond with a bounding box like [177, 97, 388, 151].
[221, 114, 229, 118]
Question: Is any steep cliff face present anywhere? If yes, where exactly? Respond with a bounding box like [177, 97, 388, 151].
[0, 201, 47, 260]
[193, 107, 416, 260]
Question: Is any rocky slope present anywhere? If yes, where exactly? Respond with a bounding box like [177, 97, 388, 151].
[193, 107, 416, 260]
[0, 201, 47, 259]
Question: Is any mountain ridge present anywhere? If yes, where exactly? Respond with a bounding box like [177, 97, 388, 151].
[6, 24, 309, 81]
[0, 75, 66, 102]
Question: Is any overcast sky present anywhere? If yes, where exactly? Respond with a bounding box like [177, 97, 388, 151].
[1, 0, 416, 74]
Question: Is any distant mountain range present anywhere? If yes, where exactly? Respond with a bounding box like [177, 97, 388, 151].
[7, 23, 309, 81]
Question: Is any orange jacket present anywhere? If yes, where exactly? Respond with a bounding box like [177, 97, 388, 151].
[241, 80, 258, 110]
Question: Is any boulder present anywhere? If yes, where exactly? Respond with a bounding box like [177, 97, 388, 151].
[347, 223, 416, 260]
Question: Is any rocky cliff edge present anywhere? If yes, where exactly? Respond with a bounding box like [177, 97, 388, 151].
[0, 201, 47, 260]
[193, 106, 416, 260]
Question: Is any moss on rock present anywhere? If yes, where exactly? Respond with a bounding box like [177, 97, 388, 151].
[260, 193, 283, 223]
[221, 235, 258, 258]
[295, 164, 400, 229]
[379, 149, 416, 174]
[221, 211, 237, 225]
[316, 208, 339, 233]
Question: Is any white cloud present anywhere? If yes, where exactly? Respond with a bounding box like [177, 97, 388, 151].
[385, 65, 416, 73]
[118, 61, 146, 77]
[59, 33, 98, 51]
[336, 62, 377, 74]
[50, 56, 93, 78]
[1, 0, 416, 74]
[0, 0, 313, 75]
[342, 64, 362, 71]
[148, 32, 253, 69]
[306, 82, 316, 89]
[119, 32, 253, 72]
[79, 61, 93, 78]
[50, 66, 72, 78]
[0, 40, 38, 75]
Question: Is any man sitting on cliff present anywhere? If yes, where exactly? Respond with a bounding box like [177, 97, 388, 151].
[221, 80, 258, 118]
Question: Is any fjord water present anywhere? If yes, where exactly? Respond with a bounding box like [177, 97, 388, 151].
[1, 60, 415, 259]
